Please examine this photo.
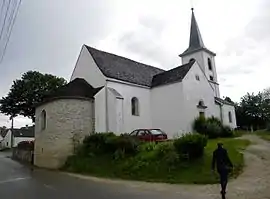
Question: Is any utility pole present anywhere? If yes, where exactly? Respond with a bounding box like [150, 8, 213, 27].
[10, 116, 14, 148]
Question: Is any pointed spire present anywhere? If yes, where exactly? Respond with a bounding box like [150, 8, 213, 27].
[180, 8, 215, 57]
[188, 8, 205, 50]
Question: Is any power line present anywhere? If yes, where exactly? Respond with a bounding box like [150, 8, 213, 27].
[5, 0, 18, 39]
[0, 0, 22, 63]
[0, 0, 11, 45]
[0, 1, 6, 21]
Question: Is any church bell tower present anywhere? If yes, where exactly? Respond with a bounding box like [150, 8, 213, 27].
[179, 8, 220, 97]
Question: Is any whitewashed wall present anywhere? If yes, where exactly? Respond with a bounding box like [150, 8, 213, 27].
[70, 45, 106, 87]
[221, 104, 237, 129]
[13, 137, 34, 147]
[107, 80, 152, 134]
[151, 82, 185, 138]
[181, 62, 220, 133]
[181, 50, 220, 97]
[95, 88, 106, 133]
[2, 130, 12, 148]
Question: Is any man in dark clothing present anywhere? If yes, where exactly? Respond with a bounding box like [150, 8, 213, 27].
[212, 142, 233, 198]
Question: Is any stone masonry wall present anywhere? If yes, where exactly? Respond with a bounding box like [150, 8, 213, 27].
[34, 98, 94, 169]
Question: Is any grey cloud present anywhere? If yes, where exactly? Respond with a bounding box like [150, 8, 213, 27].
[0, 0, 117, 126]
[118, 16, 179, 68]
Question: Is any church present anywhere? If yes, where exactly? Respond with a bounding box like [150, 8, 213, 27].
[34, 9, 236, 168]
[70, 9, 236, 137]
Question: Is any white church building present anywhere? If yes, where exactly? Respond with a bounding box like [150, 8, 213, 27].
[70, 9, 236, 138]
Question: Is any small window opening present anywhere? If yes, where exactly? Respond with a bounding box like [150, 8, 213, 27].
[210, 75, 214, 81]
[208, 58, 213, 70]
[41, 110, 47, 130]
[189, 58, 195, 62]
[228, 111, 232, 123]
[131, 97, 139, 116]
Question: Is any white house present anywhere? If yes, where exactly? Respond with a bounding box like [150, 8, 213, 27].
[0, 126, 35, 149]
[69, 9, 236, 138]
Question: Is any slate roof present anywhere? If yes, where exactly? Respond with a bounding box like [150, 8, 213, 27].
[85, 45, 165, 87]
[151, 60, 195, 87]
[215, 97, 235, 106]
[0, 129, 8, 138]
[39, 78, 103, 106]
[13, 126, 35, 138]
[180, 9, 215, 57]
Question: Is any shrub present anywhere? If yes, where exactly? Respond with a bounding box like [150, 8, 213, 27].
[156, 142, 179, 165]
[208, 116, 222, 126]
[138, 142, 157, 153]
[82, 132, 116, 154]
[221, 126, 234, 137]
[205, 122, 222, 138]
[106, 135, 140, 155]
[173, 133, 207, 160]
[193, 116, 234, 138]
[193, 116, 207, 134]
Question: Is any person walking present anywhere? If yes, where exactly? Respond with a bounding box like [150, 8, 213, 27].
[212, 142, 233, 198]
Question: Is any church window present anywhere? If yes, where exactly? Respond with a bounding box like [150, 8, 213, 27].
[198, 100, 204, 107]
[41, 110, 47, 130]
[208, 58, 213, 70]
[190, 58, 195, 62]
[228, 111, 232, 123]
[209, 75, 214, 81]
[131, 97, 139, 116]
[195, 75, 200, 81]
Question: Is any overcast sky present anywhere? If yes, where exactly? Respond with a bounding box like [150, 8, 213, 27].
[0, 0, 269, 128]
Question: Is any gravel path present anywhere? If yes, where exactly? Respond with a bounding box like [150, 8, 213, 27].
[69, 135, 270, 199]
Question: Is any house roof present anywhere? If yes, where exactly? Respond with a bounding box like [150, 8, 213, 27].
[38, 78, 103, 106]
[215, 97, 235, 106]
[151, 60, 195, 87]
[180, 9, 215, 57]
[0, 129, 8, 138]
[13, 126, 35, 138]
[85, 45, 165, 87]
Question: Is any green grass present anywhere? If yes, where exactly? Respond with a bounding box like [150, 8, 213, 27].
[233, 130, 250, 137]
[256, 130, 270, 141]
[64, 138, 250, 184]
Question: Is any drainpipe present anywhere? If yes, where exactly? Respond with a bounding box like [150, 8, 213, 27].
[219, 104, 223, 124]
[105, 81, 109, 132]
[11, 117, 14, 148]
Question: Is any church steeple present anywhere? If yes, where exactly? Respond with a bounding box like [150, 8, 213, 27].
[179, 8, 220, 97]
[180, 8, 215, 57]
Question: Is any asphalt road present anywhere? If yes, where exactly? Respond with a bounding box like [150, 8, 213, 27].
[0, 151, 199, 199]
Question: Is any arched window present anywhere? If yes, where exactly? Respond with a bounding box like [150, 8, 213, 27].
[198, 100, 205, 107]
[131, 97, 139, 116]
[228, 111, 232, 123]
[190, 58, 195, 62]
[41, 110, 47, 130]
[208, 58, 212, 70]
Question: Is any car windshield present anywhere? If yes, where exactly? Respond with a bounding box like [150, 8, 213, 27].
[149, 129, 164, 135]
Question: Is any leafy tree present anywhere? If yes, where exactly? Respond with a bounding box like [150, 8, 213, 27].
[236, 92, 270, 130]
[0, 71, 67, 122]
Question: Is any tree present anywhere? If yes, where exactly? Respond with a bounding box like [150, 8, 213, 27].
[0, 71, 67, 122]
[236, 92, 270, 130]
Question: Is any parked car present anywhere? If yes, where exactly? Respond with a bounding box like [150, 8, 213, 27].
[129, 129, 168, 142]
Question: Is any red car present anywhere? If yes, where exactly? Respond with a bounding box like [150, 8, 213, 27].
[129, 129, 168, 142]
